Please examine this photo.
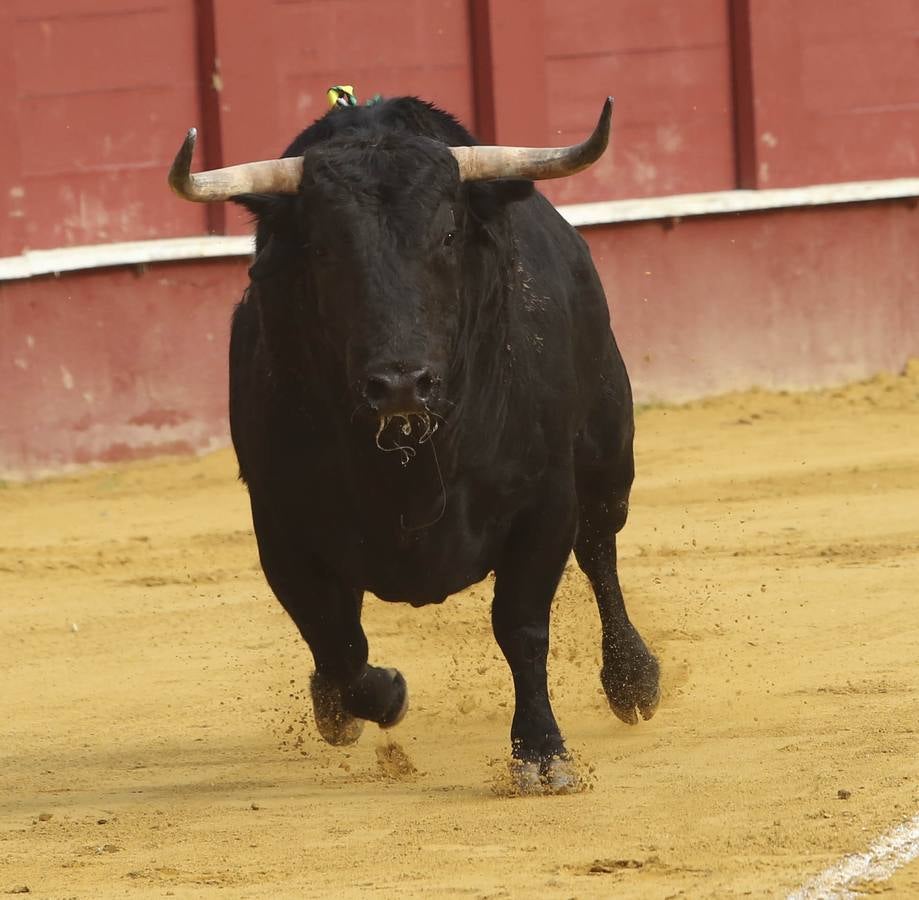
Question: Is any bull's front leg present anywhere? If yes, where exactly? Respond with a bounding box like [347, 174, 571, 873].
[492, 477, 579, 794]
[249, 495, 407, 745]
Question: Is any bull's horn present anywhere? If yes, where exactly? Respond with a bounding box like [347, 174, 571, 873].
[450, 97, 613, 182]
[169, 97, 612, 201]
[168, 128, 303, 201]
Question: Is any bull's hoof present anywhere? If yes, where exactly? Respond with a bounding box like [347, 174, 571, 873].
[509, 759, 543, 795]
[605, 679, 661, 725]
[509, 755, 581, 796]
[377, 668, 409, 730]
[542, 756, 581, 794]
[342, 666, 408, 729]
[310, 672, 365, 746]
[601, 629, 661, 725]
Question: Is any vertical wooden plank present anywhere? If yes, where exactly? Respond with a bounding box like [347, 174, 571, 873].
[11, 1, 206, 248]
[265, 1, 476, 135]
[743, 0, 919, 187]
[468, 0, 548, 145]
[541, 0, 736, 204]
[728, 0, 757, 188]
[469, 0, 496, 143]
[212, 0, 281, 235]
[743, 0, 805, 189]
[0, 3, 25, 257]
[194, 0, 225, 235]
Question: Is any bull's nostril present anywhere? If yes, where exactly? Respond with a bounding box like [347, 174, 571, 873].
[416, 371, 434, 400]
[362, 366, 437, 413]
[364, 376, 390, 404]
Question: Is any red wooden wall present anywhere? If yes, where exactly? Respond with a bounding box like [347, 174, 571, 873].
[3, 0, 919, 255]
[1, 0, 918, 473]
[0, 259, 235, 470]
[4, 199, 918, 474]
[0, 0, 206, 252]
[211, 0, 476, 235]
[733, 0, 919, 189]
[541, 0, 736, 205]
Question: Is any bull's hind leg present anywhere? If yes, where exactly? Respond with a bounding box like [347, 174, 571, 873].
[249, 497, 407, 745]
[574, 467, 661, 724]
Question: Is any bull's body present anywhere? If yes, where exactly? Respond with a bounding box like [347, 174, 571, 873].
[224, 98, 660, 788]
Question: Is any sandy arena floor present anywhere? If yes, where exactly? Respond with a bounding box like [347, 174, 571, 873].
[2, 365, 918, 898]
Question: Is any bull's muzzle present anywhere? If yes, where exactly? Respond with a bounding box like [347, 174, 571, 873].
[363, 366, 436, 417]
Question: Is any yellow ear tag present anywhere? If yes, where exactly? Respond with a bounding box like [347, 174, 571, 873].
[327, 85, 357, 109]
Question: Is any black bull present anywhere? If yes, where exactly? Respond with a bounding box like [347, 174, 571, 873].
[170, 96, 661, 791]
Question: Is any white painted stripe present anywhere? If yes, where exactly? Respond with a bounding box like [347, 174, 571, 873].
[788, 810, 919, 899]
[560, 177, 919, 228]
[1, 177, 917, 282]
[0, 235, 254, 281]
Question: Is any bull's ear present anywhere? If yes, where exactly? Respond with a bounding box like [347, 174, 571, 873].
[232, 193, 298, 234]
[466, 179, 534, 221]
[247, 234, 282, 281]
[234, 195, 300, 281]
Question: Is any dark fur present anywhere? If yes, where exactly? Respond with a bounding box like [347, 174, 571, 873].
[229, 97, 660, 769]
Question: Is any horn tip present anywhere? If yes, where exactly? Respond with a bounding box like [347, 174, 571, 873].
[600, 97, 613, 130]
[169, 127, 198, 198]
[590, 97, 613, 156]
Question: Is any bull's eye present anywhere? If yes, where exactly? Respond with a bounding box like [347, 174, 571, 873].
[442, 231, 456, 248]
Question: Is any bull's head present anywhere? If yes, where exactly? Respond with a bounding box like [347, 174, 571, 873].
[168, 99, 612, 443]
